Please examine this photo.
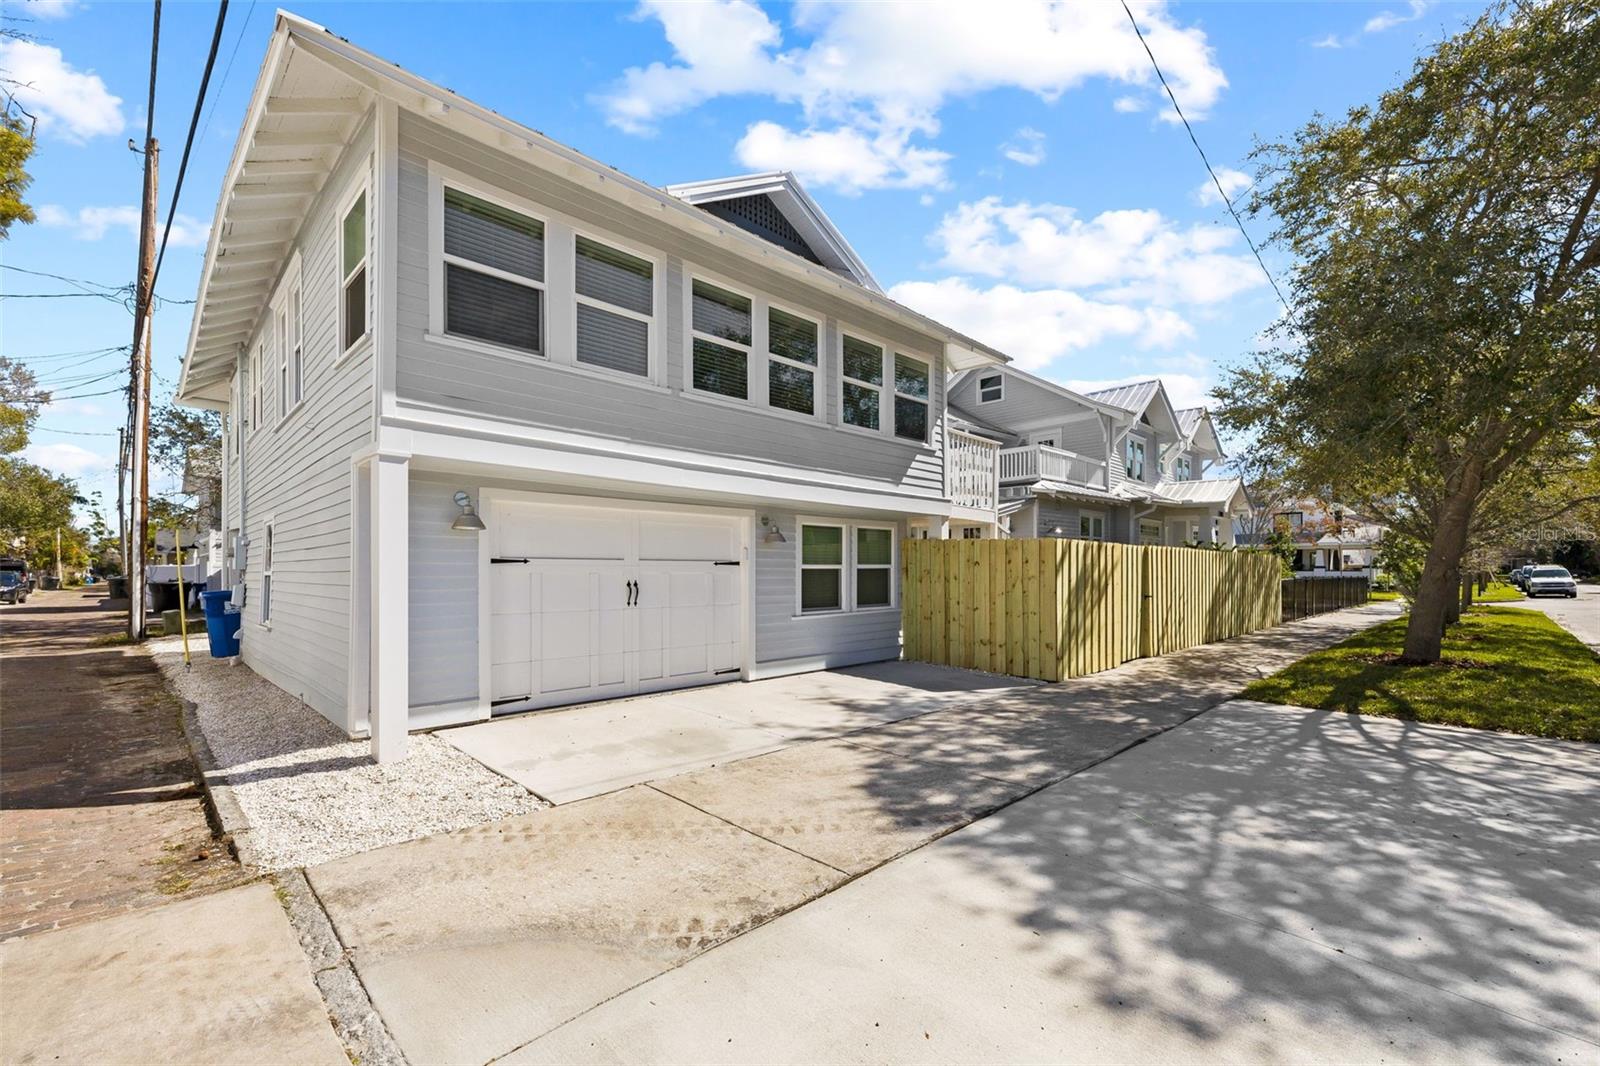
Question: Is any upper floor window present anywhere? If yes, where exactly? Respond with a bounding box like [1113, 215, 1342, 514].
[1175, 456, 1192, 480]
[841, 334, 883, 431]
[250, 343, 261, 433]
[340, 188, 370, 354]
[273, 259, 303, 423]
[767, 306, 818, 416]
[690, 279, 752, 400]
[443, 186, 544, 355]
[893, 354, 930, 443]
[574, 235, 653, 377]
[978, 373, 1003, 403]
[1125, 438, 1146, 480]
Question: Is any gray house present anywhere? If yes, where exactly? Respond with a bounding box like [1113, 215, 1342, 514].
[176, 13, 1007, 760]
[947, 368, 1248, 547]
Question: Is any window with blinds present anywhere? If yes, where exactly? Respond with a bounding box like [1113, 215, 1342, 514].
[691, 279, 752, 399]
[855, 526, 893, 607]
[767, 306, 817, 416]
[442, 186, 544, 354]
[893, 353, 929, 443]
[574, 235, 652, 377]
[842, 334, 883, 431]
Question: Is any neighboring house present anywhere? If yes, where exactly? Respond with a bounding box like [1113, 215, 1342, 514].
[1240, 500, 1385, 577]
[948, 369, 1249, 546]
[176, 13, 1008, 757]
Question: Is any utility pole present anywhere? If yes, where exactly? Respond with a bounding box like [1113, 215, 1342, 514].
[116, 426, 126, 577]
[54, 527, 62, 583]
[127, 138, 158, 639]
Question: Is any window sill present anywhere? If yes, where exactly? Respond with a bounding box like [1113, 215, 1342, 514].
[679, 387, 826, 428]
[275, 399, 307, 431]
[335, 333, 374, 368]
[422, 331, 669, 393]
[835, 419, 930, 451]
[791, 604, 898, 621]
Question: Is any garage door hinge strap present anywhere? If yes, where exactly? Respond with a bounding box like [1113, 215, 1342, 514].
[713, 560, 740, 566]
[715, 667, 741, 675]
[491, 557, 531, 564]
[491, 696, 531, 706]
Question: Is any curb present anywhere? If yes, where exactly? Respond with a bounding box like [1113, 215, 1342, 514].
[178, 697, 265, 870]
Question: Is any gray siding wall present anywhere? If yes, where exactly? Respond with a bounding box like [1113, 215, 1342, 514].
[393, 113, 946, 499]
[951, 369, 1083, 429]
[406, 475, 903, 708]
[226, 121, 377, 731]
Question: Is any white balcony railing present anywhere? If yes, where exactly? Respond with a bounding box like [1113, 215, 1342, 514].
[947, 429, 1000, 513]
[998, 444, 1108, 488]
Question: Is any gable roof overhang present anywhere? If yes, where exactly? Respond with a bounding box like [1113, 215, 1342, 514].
[1086, 379, 1183, 440]
[951, 366, 1126, 420]
[1174, 406, 1226, 460]
[178, 13, 1006, 406]
[665, 172, 882, 294]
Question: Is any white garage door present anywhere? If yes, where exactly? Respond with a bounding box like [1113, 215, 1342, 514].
[487, 499, 744, 713]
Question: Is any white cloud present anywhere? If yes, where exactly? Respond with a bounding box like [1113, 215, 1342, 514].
[0, 39, 123, 141]
[1112, 94, 1147, 113]
[22, 442, 110, 477]
[1311, 33, 1343, 49]
[22, 0, 79, 17]
[735, 119, 951, 195]
[929, 197, 1263, 306]
[1364, 0, 1429, 34]
[1000, 127, 1047, 167]
[600, 0, 1226, 192]
[1066, 372, 1214, 411]
[1191, 166, 1252, 207]
[38, 203, 209, 246]
[891, 278, 1193, 370]
[918, 193, 936, 207]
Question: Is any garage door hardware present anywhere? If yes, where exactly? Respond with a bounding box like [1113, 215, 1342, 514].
[626, 579, 637, 606]
[491, 695, 531, 707]
[715, 667, 740, 675]
[713, 560, 741, 566]
[491, 556, 531, 564]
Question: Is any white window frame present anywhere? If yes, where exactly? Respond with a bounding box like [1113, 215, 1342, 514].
[891, 350, 932, 445]
[1175, 455, 1192, 481]
[434, 177, 547, 359]
[764, 300, 822, 420]
[1125, 437, 1146, 481]
[977, 372, 1004, 404]
[249, 342, 261, 435]
[337, 175, 372, 361]
[852, 522, 897, 610]
[259, 518, 275, 627]
[1078, 511, 1106, 541]
[571, 225, 660, 381]
[796, 520, 847, 616]
[270, 253, 304, 427]
[838, 330, 888, 437]
[685, 271, 758, 404]
[795, 518, 898, 616]
[1139, 519, 1161, 545]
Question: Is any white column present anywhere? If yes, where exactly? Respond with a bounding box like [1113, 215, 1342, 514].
[370, 452, 409, 763]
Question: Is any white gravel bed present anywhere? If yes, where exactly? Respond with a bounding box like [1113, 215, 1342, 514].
[148, 638, 544, 870]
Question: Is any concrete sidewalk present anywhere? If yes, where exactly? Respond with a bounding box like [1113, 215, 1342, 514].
[514, 700, 1598, 1064]
[0, 882, 348, 1065]
[308, 602, 1402, 1065]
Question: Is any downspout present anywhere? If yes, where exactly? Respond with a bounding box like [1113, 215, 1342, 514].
[234, 345, 249, 609]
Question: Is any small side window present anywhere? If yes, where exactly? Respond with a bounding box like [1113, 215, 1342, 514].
[341, 190, 370, 354]
[978, 373, 1003, 403]
[260, 522, 275, 625]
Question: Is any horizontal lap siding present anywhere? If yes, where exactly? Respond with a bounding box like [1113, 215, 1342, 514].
[949, 371, 1073, 427]
[233, 124, 376, 731]
[410, 474, 479, 707]
[752, 511, 903, 670]
[393, 113, 944, 498]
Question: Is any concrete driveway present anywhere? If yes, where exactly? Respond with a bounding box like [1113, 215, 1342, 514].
[306, 604, 1412, 1064]
[439, 661, 1040, 803]
[515, 701, 1599, 1064]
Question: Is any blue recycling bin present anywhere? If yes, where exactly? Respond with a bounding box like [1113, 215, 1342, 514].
[201, 589, 242, 658]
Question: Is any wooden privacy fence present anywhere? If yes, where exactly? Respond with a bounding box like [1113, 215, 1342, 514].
[1281, 575, 1371, 621]
[901, 539, 1282, 683]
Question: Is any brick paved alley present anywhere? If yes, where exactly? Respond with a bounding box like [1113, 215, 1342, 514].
[0, 586, 248, 940]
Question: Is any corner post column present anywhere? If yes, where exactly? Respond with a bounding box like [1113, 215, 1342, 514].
[370, 451, 409, 763]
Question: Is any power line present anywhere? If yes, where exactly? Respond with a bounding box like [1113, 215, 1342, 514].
[149, 0, 229, 298]
[0, 264, 125, 293]
[1119, 0, 1293, 320]
[31, 427, 122, 437]
[196, 0, 255, 149]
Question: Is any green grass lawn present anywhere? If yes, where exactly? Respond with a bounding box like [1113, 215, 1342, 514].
[1369, 589, 1401, 601]
[1243, 606, 1600, 741]
[1476, 580, 1525, 602]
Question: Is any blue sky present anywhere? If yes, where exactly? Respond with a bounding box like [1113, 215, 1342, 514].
[4, 0, 1479, 511]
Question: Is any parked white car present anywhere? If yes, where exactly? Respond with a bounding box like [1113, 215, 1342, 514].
[1525, 565, 1579, 598]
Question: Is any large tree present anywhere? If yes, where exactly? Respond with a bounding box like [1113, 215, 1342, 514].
[1214, 0, 1600, 661]
[0, 354, 46, 453]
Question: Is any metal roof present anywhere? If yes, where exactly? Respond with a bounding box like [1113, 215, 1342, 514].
[1083, 379, 1162, 414]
